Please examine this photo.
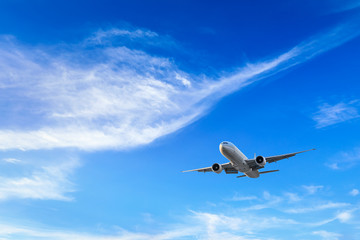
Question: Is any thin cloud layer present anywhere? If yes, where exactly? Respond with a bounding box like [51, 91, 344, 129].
[0, 187, 358, 240]
[312, 230, 341, 240]
[303, 185, 324, 194]
[349, 188, 359, 196]
[327, 147, 360, 170]
[1, 21, 360, 151]
[332, 0, 360, 12]
[313, 100, 360, 128]
[0, 157, 78, 201]
[2, 158, 21, 164]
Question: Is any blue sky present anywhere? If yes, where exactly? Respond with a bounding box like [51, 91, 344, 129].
[0, 0, 360, 239]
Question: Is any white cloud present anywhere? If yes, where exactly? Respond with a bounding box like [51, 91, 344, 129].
[0, 222, 198, 240]
[327, 147, 360, 170]
[284, 192, 302, 202]
[284, 202, 350, 214]
[0, 21, 359, 151]
[240, 192, 283, 212]
[303, 185, 324, 194]
[328, 163, 340, 170]
[350, 189, 359, 196]
[0, 157, 79, 201]
[337, 211, 352, 223]
[313, 100, 360, 128]
[192, 211, 298, 239]
[89, 28, 159, 43]
[2, 158, 21, 164]
[0, 187, 358, 240]
[0, 210, 296, 240]
[312, 230, 341, 240]
[227, 192, 258, 201]
[84, 27, 177, 50]
[310, 208, 359, 226]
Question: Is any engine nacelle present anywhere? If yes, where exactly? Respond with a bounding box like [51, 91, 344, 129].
[255, 156, 266, 167]
[212, 163, 223, 174]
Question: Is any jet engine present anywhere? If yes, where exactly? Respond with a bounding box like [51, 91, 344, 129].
[211, 163, 223, 174]
[255, 156, 266, 167]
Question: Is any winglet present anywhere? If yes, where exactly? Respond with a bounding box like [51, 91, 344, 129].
[299, 148, 316, 153]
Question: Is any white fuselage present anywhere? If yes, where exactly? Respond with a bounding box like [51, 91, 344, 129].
[219, 141, 260, 178]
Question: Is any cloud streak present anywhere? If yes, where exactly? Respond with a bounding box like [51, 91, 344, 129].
[303, 185, 324, 194]
[312, 230, 341, 240]
[313, 100, 360, 128]
[327, 147, 360, 170]
[1, 20, 360, 151]
[330, 0, 360, 13]
[284, 202, 350, 214]
[2, 158, 21, 164]
[0, 157, 78, 201]
[350, 189, 359, 196]
[0, 186, 358, 240]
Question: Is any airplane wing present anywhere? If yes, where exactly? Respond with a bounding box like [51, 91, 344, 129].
[245, 149, 315, 169]
[182, 162, 238, 174]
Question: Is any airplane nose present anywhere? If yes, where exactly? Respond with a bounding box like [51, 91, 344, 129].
[219, 141, 231, 155]
[219, 142, 226, 154]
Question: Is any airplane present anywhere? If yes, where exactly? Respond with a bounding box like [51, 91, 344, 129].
[183, 141, 315, 178]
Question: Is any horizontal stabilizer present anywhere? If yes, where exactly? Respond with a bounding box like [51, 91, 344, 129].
[259, 169, 279, 175]
[236, 170, 279, 178]
[236, 174, 247, 178]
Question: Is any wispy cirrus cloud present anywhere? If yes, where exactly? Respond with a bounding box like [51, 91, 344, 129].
[0, 20, 359, 201]
[2, 158, 21, 164]
[0, 222, 199, 240]
[313, 100, 360, 128]
[327, 147, 360, 170]
[85, 27, 178, 51]
[0, 187, 358, 240]
[326, 147, 360, 170]
[0, 20, 360, 151]
[330, 0, 360, 13]
[284, 202, 350, 214]
[226, 193, 258, 201]
[0, 211, 299, 240]
[349, 188, 359, 196]
[303, 185, 324, 194]
[191, 210, 298, 239]
[0, 157, 78, 201]
[312, 230, 341, 240]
